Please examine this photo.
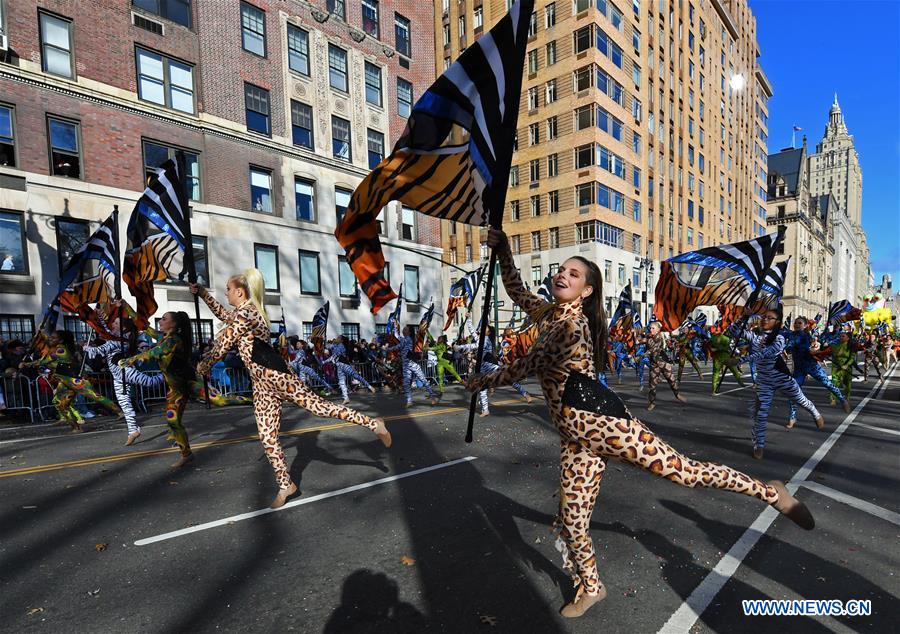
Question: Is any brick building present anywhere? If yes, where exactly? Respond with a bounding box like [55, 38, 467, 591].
[435, 0, 770, 328]
[0, 0, 440, 343]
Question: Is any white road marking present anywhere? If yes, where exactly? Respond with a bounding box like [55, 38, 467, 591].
[799, 481, 900, 527]
[658, 362, 897, 633]
[0, 423, 171, 445]
[712, 386, 748, 396]
[135, 456, 478, 546]
[846, 421, 900, 437]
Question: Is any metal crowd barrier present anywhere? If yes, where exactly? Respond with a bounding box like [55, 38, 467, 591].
[0, 356, 479, 423]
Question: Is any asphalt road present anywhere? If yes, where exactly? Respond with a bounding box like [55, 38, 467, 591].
[1, 361, 897, 633]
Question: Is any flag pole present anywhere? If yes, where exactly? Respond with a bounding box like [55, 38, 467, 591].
[729, 225, 786, 354]
[175, 151, 211, 409]
[111, 204, 129, 407]
[464, 250, 497, 443]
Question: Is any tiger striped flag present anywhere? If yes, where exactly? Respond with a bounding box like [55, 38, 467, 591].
[444, 266, 485, 330]
[335, 0, 535, 313]
[123, 158, 190, 327]
[311, 301, 329, 341]
[387, 285, 403, 340]
[826, 299, 859, 327]
[414, 300, 435, 351]
[653, 229, 785, 331]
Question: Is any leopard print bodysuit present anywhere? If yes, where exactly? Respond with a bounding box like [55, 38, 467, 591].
[469, 245, 781, 597]
[197, 295, 380, 489]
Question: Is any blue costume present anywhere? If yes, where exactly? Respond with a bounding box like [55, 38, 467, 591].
[784, 329, 847, 421]
[633, 341, 650, 389]
[740, 329, 820, 451]
[458, 335, 529, 414]
[291, 348, 335, 393]
[386, 336, 435, 406]
[326, 342, 374, 401]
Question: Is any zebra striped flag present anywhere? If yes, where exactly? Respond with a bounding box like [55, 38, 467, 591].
[335, 0, 535, 313]
[387, 285, 403, 340]
[123, 158, 189, 327]
[610, 285, 633, 326]
[826, 299, 860, 327]
[444, 266, 485, 330]
[415, 300, 435, 352]
[536, 272, 554, 304]
[311, 301, 329, 341]
[653, 229, 785, 331]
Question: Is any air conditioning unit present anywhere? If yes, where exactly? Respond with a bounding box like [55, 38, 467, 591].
[0, 34, 8, 51]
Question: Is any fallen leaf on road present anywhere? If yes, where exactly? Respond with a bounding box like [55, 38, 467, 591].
[479, 615, 498, 627]
[94, 543, 107, 552]
[169, 481, 179, 485]
[400, 556, 416, 566]
[817, 577, 826, 582]
[534, 537, 542, 544]
[26, 607, 44, 616]
[87, 588, 100, 597]
[22, 506, 37, 510]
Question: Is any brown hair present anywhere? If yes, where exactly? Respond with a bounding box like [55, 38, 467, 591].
[570, 256, 609, 373]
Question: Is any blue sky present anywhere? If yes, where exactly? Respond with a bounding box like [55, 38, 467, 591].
[750, 0, 900, 290]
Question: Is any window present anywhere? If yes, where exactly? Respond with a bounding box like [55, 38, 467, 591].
[510, 235, 520, 254]
[633, 167, 641, 189]
[529, 123, 540, 145]
[395, 13, 411, 56]
[546, 79, 557, 103]
[244, 83, 270, 135]
[362, 0, 380, 38]
[510, 165, 519, 186]
[160, 235, 208, 285]
[546, 40, 557, 65]
[341, 323, 361, 340]
[0, 106, 15, 167]
[47, 116, 82, 179]
[529, 159, 540, 182]
[531, 231, 541, 251]
[575, 104, 592, 130]
[687, 227, 693, 245]
[250, 167, 272, 213]
[510, 200, 520, 222]
[401, 206, 417, 240]
[528, 10, 538, 36]
[397, 79, 413, 118]
[474, 7, 483, 30]
[549, 226, 560, 249]
[367, 129, 385, 169]
[443, 24, 450, 46]
[287, 24, 310, 75]
[574, 26, 591, 54]
[0, 314, 35, 340]
[528, 87, 538, 110]
[404, 265, 420, 303]
[338, 255, 358, 297]
[547, 189, 559, 215]
[575, 144, 593, 169]
[240, 2, 266, 56]
[334, 187, 353, 225]
[327, 0, 346, 19]
[142, 140, 201, 201]
[329, 45, 349, 91]
[364, 62, 383, 106]
[55, 218, 90, 275]
[332, 116, 352, 162]
[254, 244, 279, 291]
[618, 264, 626, 285]
[459, 15, 466, 35]
[574, 66, 592, 92]
[39, 11, 74, 78]
[528, 49, 539, 74]
[294, 179, 315, 222]
[136, 48, 195, 114]
[546, 2, 556, 27]
[132, 0, 192, 28]
[576, 182, 593, 207]
[530, 195, 541, 217]
[465, 244, 472, 262]
[291, 101, 314, 149]
[548, 153, 558, 177]
[547, 116, 558, 140]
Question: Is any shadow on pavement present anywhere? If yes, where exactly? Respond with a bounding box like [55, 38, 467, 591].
[323, 569, 426, 634]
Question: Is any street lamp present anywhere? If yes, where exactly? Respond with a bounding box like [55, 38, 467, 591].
[636, 256, 654, 325]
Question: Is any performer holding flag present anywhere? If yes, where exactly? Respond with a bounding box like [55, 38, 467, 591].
[467, 227, 815, 618]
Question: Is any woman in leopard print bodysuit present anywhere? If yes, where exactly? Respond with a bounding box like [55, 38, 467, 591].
[467, 229, 815, 618]
[193, 269, 391, 509]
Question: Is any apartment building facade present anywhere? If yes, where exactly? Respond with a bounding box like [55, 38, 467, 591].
[0, 0, 440, 343]
[435, 0, 770, 328]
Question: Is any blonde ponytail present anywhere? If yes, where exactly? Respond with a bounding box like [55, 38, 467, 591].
[229, 268, 270, 329]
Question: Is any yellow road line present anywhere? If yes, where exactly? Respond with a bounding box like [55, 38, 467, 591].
[0, 398, 523, 479]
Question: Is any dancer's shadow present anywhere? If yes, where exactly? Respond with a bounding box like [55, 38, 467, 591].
[323, 569, 427, 633]
[285, 431, 389, 489]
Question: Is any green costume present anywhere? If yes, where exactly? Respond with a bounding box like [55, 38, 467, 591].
[22, 344, 120, 429]
[675, 332, 704, 383]
[123, 332, 249, 456]
[829, 340, 854, 404]
[425, 336, 462, 392]
[708, 333, 744, 394]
